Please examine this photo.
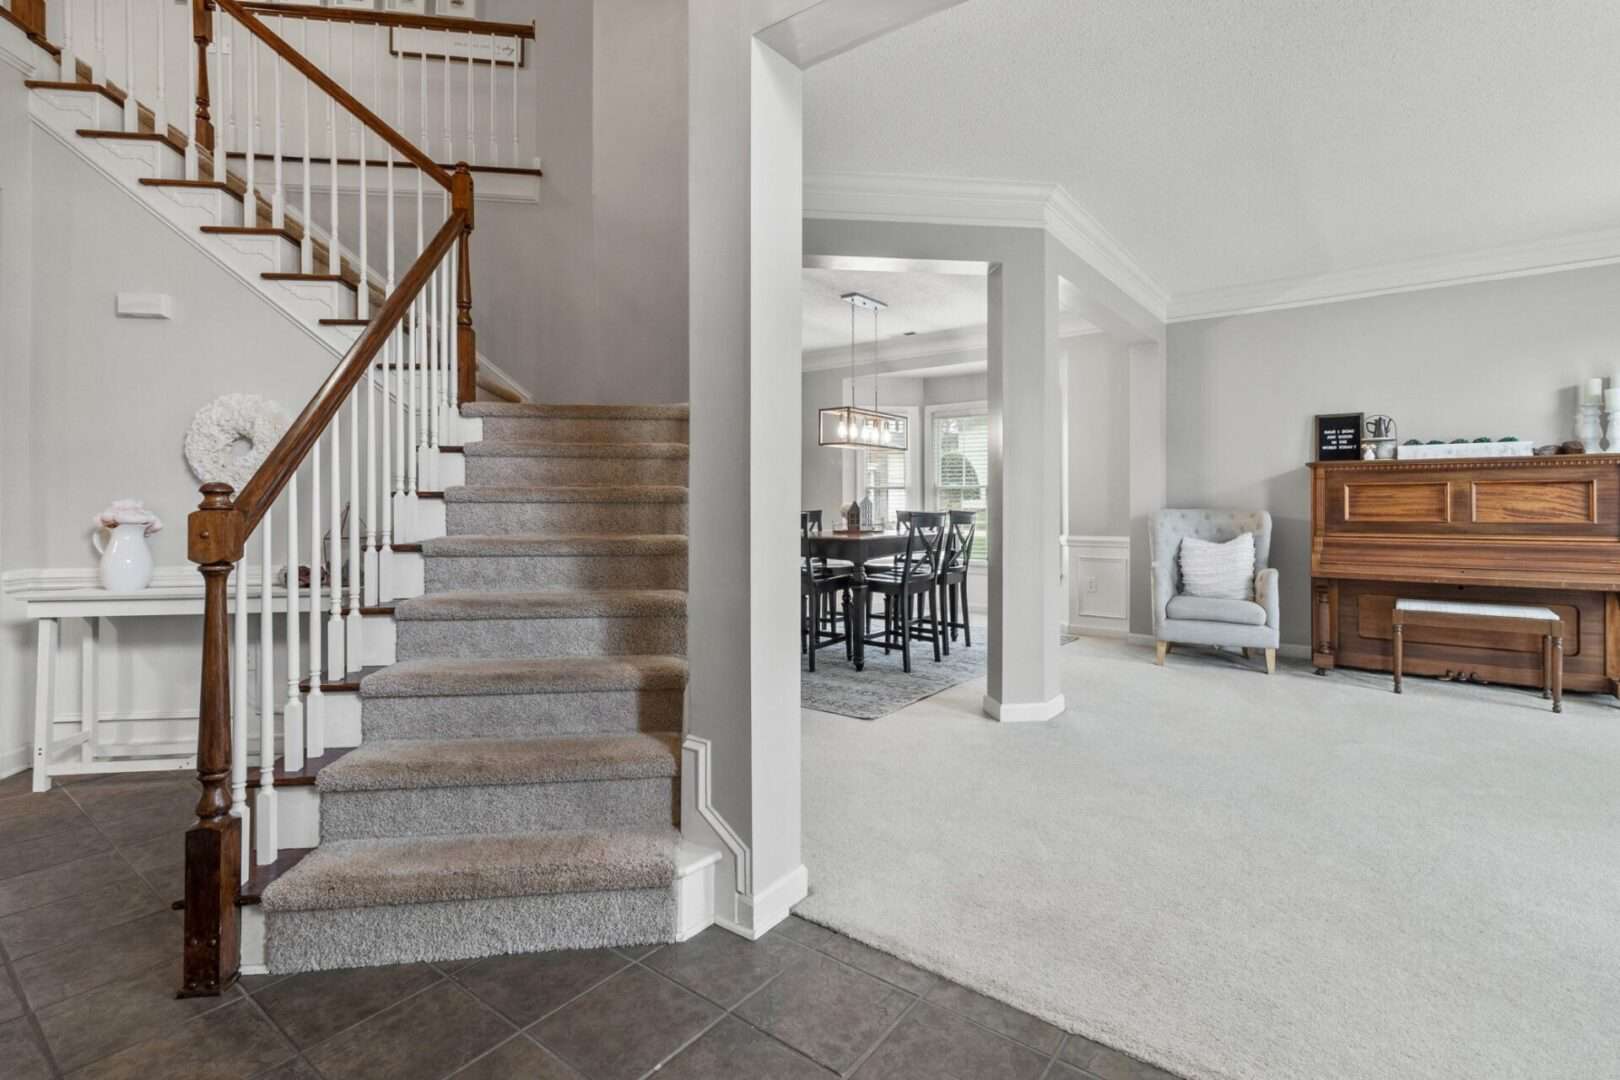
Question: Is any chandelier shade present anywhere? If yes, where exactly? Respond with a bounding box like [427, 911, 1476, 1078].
[818, 404, 909, 451]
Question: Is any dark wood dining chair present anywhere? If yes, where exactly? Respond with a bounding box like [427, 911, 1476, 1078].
[802, 512, 851, 671]
[862, 510, 945, 673]
[936, 510, 976, 653]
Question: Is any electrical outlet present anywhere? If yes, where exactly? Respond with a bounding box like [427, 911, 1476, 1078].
[1086, 576, 1099, 594]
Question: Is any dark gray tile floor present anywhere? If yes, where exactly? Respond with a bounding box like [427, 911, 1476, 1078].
[0, 768, 1182, 1079]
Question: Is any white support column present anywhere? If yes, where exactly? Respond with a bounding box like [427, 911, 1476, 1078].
[154, 0, 167, 136]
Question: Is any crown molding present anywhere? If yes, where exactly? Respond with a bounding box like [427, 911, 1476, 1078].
[804, 172, 1171, 324]
[1169, 224, 1620, 322]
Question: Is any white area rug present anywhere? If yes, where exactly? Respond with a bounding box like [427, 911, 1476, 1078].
[798, 637, 1620, 1080]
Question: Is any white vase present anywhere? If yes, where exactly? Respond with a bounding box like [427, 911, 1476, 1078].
[94, 523, 155, 592]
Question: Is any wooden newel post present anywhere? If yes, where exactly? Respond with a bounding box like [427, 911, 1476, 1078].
[192, 0, 215, 153]
[452, 163, 477, 406]
[180, 483, 242, 998]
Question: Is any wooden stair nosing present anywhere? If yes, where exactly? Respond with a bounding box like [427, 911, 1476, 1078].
[262, 272, 359, 292]
[253, 747, 354, 791]
[241, 847, 314, 906]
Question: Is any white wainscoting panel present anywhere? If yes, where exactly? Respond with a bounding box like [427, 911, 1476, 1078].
[1063, 535, 1131, 637]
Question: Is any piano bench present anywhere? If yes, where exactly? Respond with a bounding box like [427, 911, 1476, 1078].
[1391, 599, 1565, 712]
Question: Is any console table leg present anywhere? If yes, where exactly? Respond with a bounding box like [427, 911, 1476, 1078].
[1551, 636, 1564, 714]
[1543, 637, 1553, 700]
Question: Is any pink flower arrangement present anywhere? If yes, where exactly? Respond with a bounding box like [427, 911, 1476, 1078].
[94, 499, 163, 536]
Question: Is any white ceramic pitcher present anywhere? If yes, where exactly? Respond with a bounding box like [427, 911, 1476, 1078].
[94, 522, 155, 592]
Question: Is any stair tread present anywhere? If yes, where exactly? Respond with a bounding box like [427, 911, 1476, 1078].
[463, 440, 689, 459]
[444, 484, 688, 504]
[318, 732, 680, 793]
[422, 533, 687, 558]
[397, 589, 687, 621]
[362, 655, 689, 698]
[259, 827, 679, 912]
[461, 402, 689, 421]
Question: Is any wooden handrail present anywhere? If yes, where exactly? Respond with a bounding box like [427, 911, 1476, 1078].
[239, 2, 535, 39]
[232, 210, 466, 531]
[213, 0, 454, 189]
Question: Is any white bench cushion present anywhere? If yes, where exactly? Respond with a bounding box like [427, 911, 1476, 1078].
[1394, 598, 1559, 622]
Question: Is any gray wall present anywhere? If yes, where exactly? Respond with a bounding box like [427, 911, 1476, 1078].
[1166, 263, 1620, 646]
[1065, 333, 1131, 537]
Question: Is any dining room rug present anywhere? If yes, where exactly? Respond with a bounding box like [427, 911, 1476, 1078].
[800, 626, 986, 720]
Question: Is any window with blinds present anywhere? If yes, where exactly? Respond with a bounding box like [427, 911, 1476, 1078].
[862, 448, 910, 529]
[931, 410, 990, 560]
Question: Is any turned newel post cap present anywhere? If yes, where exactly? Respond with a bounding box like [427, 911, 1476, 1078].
[197, 482, 235, 510]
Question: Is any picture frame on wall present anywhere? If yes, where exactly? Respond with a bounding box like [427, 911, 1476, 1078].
[1315, 412, 1365, 462]
[436, 0, 479, 17]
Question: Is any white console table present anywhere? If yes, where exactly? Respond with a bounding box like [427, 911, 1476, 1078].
[19, 583, 302, 792]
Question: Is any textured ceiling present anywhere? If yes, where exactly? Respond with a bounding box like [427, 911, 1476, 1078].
[802, 268, 987, 353]
[803, 0, 1620, 298]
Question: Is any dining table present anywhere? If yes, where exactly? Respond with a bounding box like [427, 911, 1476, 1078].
[802, 529, 911, 671]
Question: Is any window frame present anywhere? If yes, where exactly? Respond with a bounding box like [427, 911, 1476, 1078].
[925, 400, 991, 566]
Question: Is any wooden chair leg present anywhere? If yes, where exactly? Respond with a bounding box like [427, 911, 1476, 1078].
[900, 591, 913, 673]
[806, 590, 817, 673]
[949, 580, 960, 643]
[1264, 648, 1277, 675]
[1392, 622, 1404, 694]
[928, 588, 942, 663]
[961, 578, 971, 647]
[1155, 641, 1169, 666]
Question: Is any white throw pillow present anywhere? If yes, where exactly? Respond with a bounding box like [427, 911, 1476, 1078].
[1179, 533, 1256, 600]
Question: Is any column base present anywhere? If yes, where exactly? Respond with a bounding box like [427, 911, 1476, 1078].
[982, 693, 1066, 724]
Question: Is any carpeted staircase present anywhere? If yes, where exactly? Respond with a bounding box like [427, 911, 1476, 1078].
[260, 402, 690, 972]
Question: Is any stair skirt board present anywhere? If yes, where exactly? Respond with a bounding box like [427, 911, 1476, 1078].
[319, 778, 679, 841]
[266, 887, 678, 973]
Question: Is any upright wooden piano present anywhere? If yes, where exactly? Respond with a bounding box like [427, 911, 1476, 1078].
[1310, 456, 1620, 694]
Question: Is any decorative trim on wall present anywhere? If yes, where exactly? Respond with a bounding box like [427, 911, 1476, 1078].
[0, 14, 48, 76]
[681, 735, 752, 895]
[803, 172, 1171, 324]
[1168, 224, 1620, 322]
[1063, 534, 1130, 637]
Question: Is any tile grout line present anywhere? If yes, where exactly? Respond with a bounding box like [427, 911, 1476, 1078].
[0, 875, 65, 1078]
[841, 992, 923, 1078]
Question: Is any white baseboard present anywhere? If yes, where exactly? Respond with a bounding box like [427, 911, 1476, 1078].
[715, 863, 809, 941]
[981, 693, 1066, 723]
[0, 744, 29, 781]
[1063, 616, 1128, 638]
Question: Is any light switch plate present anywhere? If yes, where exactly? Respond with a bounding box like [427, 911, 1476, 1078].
[115, 293, 174, 319]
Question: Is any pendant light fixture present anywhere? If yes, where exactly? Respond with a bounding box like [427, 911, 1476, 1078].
[818, 292, 910, 451]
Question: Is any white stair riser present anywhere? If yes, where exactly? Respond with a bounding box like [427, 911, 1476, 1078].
[214, 233, 302, 276]
[396, 615, 686, 660]
[276, 786, 321, 849]
[361, 612, 396, 667]
[447, 501, 688, 535]
[381, 549, 425, 601]
[34, 88, 116, 129]
[91, 137, 187, 182]
[269, 278, 357, 321]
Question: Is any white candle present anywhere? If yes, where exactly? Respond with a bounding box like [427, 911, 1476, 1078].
[1606, 388, 1620, 411]
[1588, 378, 1605, 404]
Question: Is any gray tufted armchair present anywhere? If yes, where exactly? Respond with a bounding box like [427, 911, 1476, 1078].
[1149, 509, 1279, 673]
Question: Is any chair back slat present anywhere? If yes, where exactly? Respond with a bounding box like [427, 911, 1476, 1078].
[943, 510, 976, 573]
[899, 510, 946, 580]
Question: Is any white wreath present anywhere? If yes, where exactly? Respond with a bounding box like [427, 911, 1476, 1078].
[184, 394, 291, 493]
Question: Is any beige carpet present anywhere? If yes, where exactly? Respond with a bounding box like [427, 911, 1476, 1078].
[798, 637, 1620, 1080]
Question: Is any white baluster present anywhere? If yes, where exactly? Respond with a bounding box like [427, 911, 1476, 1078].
[510, 37, 519, 167]
[282, 476, 303, 773]
[356, 30, 370, 320]
[440, 253, 452, 433]
[300, 19, 312, 273]
[366, 359, 379, 606]
[271, 18, 284, 229]
[307, 435, 325, 758]
[245, 29, 257, 225]
[122, 0, 136, 131]
[214, 11, 229, 184]
[424, 259, 437, 463]
[406, 295, 418, 500]
[231, 558, 249, 883]
[255, 514, 276, 866]
[184, 4, 197, 180]
[93, 2, 103, 87]
[154, 0, 166, 137]
[488, 34, 497, 166]
[346, 391, 362, 674]
[448, 243, 459, 414]
[328, 403, 345, 678]
[59, 0, 75, 89]
[327, 21, 339, 275]
[466, 31, 474, 165]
